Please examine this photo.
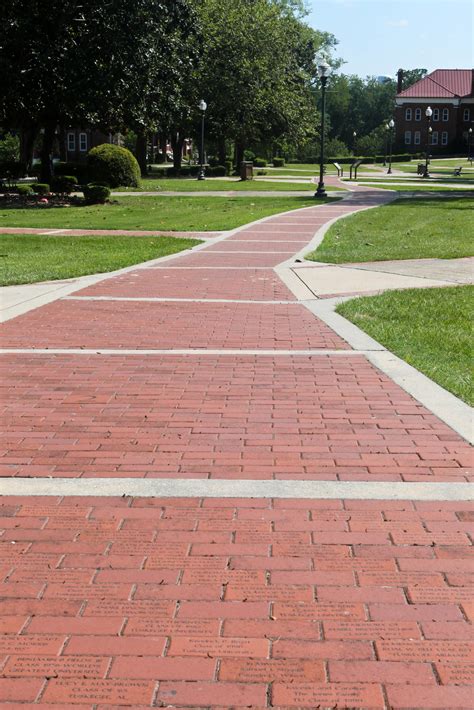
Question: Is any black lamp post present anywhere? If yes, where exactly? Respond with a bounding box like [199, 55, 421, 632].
[352, 131, 357, 156]
[468, 127, 473, 161]
[198, 99, 207, 181]
[315, 55, 331, 199]
[387, 119, 395, 174]
[424, 105, 433, 178]
[383, 124, 388, 166]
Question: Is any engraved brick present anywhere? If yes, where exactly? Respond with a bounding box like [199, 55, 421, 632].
[273, 601, 365, 620]
[42, 678, 156, 705]
[323, 621, 421, 640]
[272, 639, 373, 660]
[124, 618, 219, 637]
[421, 621, 473, 640]
[0, 634, 65, 655]
[376, 639, 474, 662]
[329, 659, 436, 684]
[407, 587, 474, 604]
[370, 603, 463, 621]
[82, 599, 175, 618]
[3, 655, 108, 678]
[436, 662, 474, 685]
[272, 682, 384, 708]
[222, 618, 321, 640]
[156, 681, 266, 706]
[64, 635, 167, 656]
[0, 678, 44, 702]
[168, 637, 269, 658]
[177, 601, 269, 619]
[26, 617, 123, 635]
[219, 658, 325, 682]
[225, 584, 312, 602]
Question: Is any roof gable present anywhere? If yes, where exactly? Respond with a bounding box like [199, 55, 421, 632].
[398, 69, 474, 99]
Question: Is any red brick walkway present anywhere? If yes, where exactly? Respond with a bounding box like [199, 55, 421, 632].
[1, 188, 472, 707]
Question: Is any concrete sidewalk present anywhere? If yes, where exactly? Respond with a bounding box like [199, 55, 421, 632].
[0, 186, 472, 709]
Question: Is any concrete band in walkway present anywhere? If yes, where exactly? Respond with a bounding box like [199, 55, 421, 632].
[2, 478, 472, 500]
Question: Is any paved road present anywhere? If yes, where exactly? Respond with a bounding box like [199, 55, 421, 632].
[0, 186, 472, 708]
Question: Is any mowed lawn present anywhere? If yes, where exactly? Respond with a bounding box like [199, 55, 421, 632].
[120, 178, 321, 191]
[0, 234, 201, 286]
[307, 196, 474, 262]
[338, 286, 473, 405]
[0, 195, 321, 231]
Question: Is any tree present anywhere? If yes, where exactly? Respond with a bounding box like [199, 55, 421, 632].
[0, 1, 199, 179]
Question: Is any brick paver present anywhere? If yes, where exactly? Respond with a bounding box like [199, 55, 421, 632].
[1, 189, 472, 707]
[0, 498, 472, 708]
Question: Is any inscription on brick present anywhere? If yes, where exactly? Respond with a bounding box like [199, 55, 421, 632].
[273, 602, 364, 620]
[125, 618, 218, 636]
[272, 682, 384, 708]
[4, 655, 107, 678]
[0, 635, 64, 654]
[436, 663, 474, 684]
[220, 658, 324, 682]
[43, 678, 155, 704]
[169, 636, 269, 658]
[323, 621, 420, 640]
[377, 640, 474, 662]
[83, 599, 175, 617]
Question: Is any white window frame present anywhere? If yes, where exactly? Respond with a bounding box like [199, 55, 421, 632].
[415, 108, 422, 121]
[404, 131, 412, 145]
[79, 132, 88, 152]
[67, 132, 76, 152]
[414, 131, 421, 145]
[431, 131, 438, 145]
[441, 131, 448, 146]
[432, 108, 439, 121]
[463, 108, 470, 122]
[442, 108, 449, 122]
[405, 108, 412, 121]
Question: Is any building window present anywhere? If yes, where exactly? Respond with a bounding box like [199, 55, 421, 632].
[432, 108, 439, 121]
[415, 108, 422, 121]
[441, 131, 448, 145]
[431, 131, 438, 145]
[414, 131, 421, 145]
[404, 131, 412, 145]
[442, 108, 449, 121]
[405, 108, 412, 121]
[67, 132, 76, 152]
[79, 132, 88, 152]
[463, 108, 470, 122]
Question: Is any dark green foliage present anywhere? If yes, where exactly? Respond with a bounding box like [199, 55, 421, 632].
[87, 145, 141, 188]
[51, 175, 78, 195]
[225, 160, 233, 176]
[253, 158, 267, 167]
[16, 184, 33, 196]
[82, 183, 111, 204]
[273, 157, 285, 167]
[207, 165, 226, 177]
[31, 183, 50, 195]
[0, 161, 26, 180]
[54, 161, 90, 184]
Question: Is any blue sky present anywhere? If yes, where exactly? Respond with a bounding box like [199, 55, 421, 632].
[307, 0, 473, 78]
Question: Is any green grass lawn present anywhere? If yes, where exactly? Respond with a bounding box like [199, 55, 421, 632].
[120, 178, 322, 192]
[307, 196, 474, 262]
[337, 286, 473, 405]
[0, 195, 326, 232]
[357, 183, 474, 192]
[0, 233, 201, 286]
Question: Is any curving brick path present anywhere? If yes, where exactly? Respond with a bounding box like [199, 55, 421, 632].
[0, 187, 472, 708]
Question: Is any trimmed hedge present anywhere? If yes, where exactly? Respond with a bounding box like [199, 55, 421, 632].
[51, 175, 78, 195]
[82, 183, 111, 204]
[272, 157, 285, 167]
[253, 158, 267, 167]
[31, 183, 50, 195]
[16, 184, 33, 196]
[54, 161, 89, 184]
[87, 144, 141, 188]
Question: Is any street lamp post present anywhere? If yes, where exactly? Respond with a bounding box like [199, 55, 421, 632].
[383, 125, 388, 166]
[352, 131, 357, 156]
[387, 119, 395, 174]
[424, 106, 433, 178]
[198, 99, 207, 181]
[468, 127, 473, 161]
[315, 56, 331, 198]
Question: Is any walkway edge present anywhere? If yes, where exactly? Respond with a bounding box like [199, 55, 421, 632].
[1, 478, 473, 500]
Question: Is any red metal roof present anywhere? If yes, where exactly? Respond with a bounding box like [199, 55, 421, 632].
[398, 69, 474, 98]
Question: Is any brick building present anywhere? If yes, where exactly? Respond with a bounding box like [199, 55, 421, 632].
[394, 69, 474, 154]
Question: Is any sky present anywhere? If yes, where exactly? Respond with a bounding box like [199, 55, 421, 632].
[307, 0, 473, 78]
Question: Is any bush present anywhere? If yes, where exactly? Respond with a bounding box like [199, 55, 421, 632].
[256, 170, 268, 176]
[82, 183, 111, 204]
[31, 183, 50, 195]
[54, 161, 89, 184]
[207, 165, 226, 177]
[16, 184, 33, 196]
[87, 144, 141, 188]
[225, 160, 233, 176]
[51, 175, 78, 195]
[253, 158, 267, 168]
[0, 134, 20, 163]
[272, 157, 285, 167]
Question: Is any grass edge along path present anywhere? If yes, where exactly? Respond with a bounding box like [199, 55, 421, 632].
[337, 285, 473, 405]
[0, 195, 330, 232]
[0, 233, 201, 286]
[306, 195, 474, 263]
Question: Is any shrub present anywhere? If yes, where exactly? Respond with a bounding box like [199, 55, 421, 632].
[0, 134, 20, 163]
[54, 161, 89, 184]
[82, 183, 111, 204]
[225, 160, 233, 176]
[207, 165, 226, 177]
[256, 170, 268, 176]
[87, 144, 141, 188]
[51, 175, 78, 195]
[272, 157, 285, 167]
[16, 184, 33, 196]
[31, 183, 50, 195]
[253, 158, 267, 168]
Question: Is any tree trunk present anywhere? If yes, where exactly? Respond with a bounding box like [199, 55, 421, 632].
[217, 137, 226, 166]
[58, 126, 67, 162]
[235, 140, 245, 169]
[20, 125, 37, 174]
[40, 122, 56, 183]
[171, 132, 184, 171]
[157, 133, 168, 163]
[135, 130, 148, 176]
